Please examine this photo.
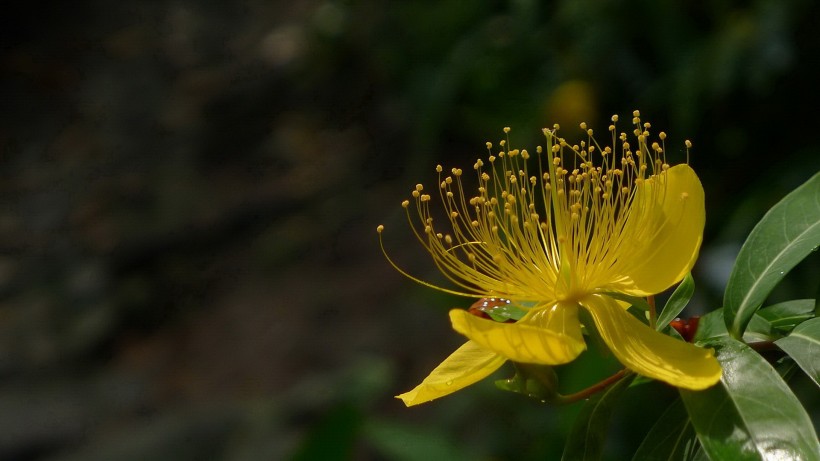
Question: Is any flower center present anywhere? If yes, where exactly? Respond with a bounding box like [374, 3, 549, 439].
[377, 111, 691, 304]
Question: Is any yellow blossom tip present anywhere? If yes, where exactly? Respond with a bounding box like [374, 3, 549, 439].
[376, 225, 384, 233]
[383, 113, 708, 390]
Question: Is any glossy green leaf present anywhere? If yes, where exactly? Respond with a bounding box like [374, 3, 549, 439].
[680, 337, 820, 461]
[561, 374, 635, 461]
[657, 273, 695, 331]
[485, 301, 528, 322]
[756, 299, 815, 334]
[775, 317, 820, 388]
[693, 308, 772, 343]
[632, 398, 700, 461]
[724, 172, 820, 339]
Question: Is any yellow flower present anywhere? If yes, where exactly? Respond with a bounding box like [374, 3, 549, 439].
[379, 111, 722, 406]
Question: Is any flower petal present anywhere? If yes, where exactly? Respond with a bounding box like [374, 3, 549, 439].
[581, 294, 721, 390]
[449, 303, 586, 365]
[608, 164, 705, 296]
[395, 340, 506, 406]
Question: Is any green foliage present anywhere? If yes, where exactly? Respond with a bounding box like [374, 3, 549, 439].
[680, 337, 820, 461]
[657, 272, 696, 330]
[724, 172, 820, 339]
[561, 375, 635, 461]
[495, 363, 561, 402]
[632, 398, 699, 461]
[775, 317, 820, 388]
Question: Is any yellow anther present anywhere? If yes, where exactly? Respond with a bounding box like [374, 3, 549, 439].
[486, 142, 492, 149]
[521, 149, 530, 159]
[553, 123, 560, 130]
[611, 114, 619, 122]
[471, 220, 480, 227]
[587, 129, 593, 136]
[436, 233, 442, 239]
[436, 165, 443, 173]
[644, 122, 651, 128]
[659, 132, 666, 140]
[421, 194, 430, 202]
[537, 146, 543, 153]
[411, 190, 420, 198]
[632, 110, 640, 117]
[621, 187, 629, 195]
[685, 140, 692, 148]
[503, 127, 511, 133]
[415, 184, 424, 191]
[401, 200, 410, 208]
[377, 224, 384, 233]
[445, 235, 452, 244]
[580, 122, 587, 130]
[424, 225, 431, 233]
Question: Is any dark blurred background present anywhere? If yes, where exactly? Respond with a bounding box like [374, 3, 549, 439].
[1, 1, 818, 460]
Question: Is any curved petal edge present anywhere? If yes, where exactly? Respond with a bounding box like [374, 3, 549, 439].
[396, 340, 506, 406]
[581, 294, 721, 390]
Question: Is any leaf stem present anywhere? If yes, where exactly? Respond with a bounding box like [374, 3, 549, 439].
[647, 295, 657, 329]
[555, 369, 630, 404]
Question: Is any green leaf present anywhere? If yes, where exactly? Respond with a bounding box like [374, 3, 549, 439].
[495, 363, 560, 402]
[632, 398, 700, 461]
[680, 337, 820, 461]
[756, 299, 815, 334]
[561, 374, 635, 461]
[693, 309, 727, 342]
[724, 172, 820, 339]
[775, 317, 820, 388]
[693, 308, 772, 343]
[485, 301, 528, 322]
[657, 273, 695, 331]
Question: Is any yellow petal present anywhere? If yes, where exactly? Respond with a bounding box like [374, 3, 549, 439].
[395, 340, 506, 406]
[608, 164, 705, 296]
[449, 303, 586, 365]
[581, 294, 721, 390]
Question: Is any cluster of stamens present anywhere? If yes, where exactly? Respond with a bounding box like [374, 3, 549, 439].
[377, 111, 691, 303]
